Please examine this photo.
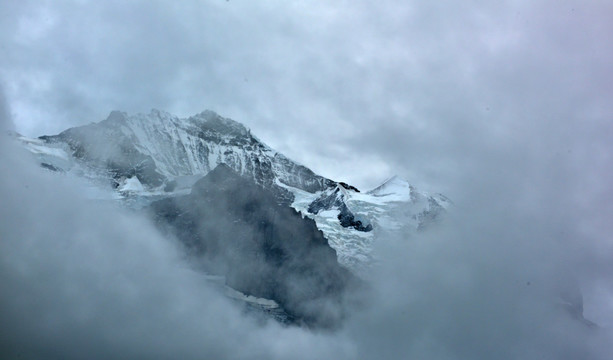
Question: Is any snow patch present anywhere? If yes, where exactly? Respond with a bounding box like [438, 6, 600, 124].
[119, 176, 145, 193]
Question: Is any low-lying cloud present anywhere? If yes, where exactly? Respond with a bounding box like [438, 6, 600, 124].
[2, 96, 612, 359]
[0, 130, 355, 359]
[2, 0, 612, 357]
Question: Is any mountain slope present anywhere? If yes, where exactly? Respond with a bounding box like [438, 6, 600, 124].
[283, 177, 451, 271]
[149, 164, 355, 327]
[38, 109, 333, 194]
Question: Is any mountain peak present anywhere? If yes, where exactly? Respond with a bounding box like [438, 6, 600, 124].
[367, 175, 412, 196]
[149, 108, 174, 118]
[102, 110, 128, 125]
[189, 110, 249, 137]
[197, 109, 221, 118]
[34, 108, 333, 194]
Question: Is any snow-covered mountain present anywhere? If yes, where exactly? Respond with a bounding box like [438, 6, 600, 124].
[281, 176, 451, 270]
[36, 109, 333, 194]
[16, 109, 450, 270]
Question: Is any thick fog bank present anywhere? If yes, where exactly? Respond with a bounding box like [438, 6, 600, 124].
[348, 209, 611, 359]
[1, 103, 611, 359]
[0, 133, 354, 359]
[344, 114, 613, 359]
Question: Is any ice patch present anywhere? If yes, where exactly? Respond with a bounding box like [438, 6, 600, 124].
[119, 176, 145, 193]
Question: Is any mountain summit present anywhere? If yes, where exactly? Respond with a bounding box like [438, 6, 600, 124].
[18, 109, 449, 269]
[38, 109, 333, 194]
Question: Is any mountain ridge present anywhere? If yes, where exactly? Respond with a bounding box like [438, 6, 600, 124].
[17, 109, 450, 270]
[39, 109, 334, 194]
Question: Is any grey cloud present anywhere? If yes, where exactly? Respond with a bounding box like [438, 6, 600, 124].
[1, 0, 613, 358]
[4, 1, 606, 183]
[0, 137, 359, 359]
[0, 83, 14, 133]
[2, 134, 612, 359]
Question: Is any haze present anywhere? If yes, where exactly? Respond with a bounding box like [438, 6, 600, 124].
[1, 1, 612, 359]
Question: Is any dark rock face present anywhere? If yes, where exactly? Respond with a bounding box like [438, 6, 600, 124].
[339, 182, 360, 192]
[40, 163, 62, 172]
[336, 204, 373, 232]
[149, 164, 354, 327]
[308, 188, 345, 214]
[308, 187, 373, 232]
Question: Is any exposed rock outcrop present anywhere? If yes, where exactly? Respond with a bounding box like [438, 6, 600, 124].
[149, 164, 355, 327]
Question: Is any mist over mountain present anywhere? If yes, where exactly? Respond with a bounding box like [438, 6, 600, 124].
[149, 164, 356, 327]
[19, 109, 449, 272]
[13, 108, 454, 327]
[3, 0, 613, 358]
[2, 103, 611, 359]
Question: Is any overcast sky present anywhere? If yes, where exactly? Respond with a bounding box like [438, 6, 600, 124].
[2, 0, 610, 193]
